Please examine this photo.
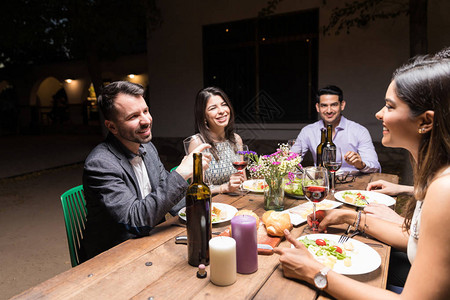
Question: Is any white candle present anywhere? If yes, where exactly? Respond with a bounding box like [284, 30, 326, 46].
[209, 236, 237, 286]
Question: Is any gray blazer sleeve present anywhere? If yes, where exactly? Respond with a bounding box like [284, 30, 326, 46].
[83, 141, 188, 236]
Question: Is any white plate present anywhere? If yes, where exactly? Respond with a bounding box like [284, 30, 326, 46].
[295, 234, 381, 275]
[334, 190, 396, 208]
[284, 200, 342, 226]
[178, 202, 238, 225]
[242, 179, 267, 193]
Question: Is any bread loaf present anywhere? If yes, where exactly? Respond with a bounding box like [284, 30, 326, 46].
[262, 210, 293, 237]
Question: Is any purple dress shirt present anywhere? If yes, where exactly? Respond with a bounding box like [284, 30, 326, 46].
[291, 116, 381, 173]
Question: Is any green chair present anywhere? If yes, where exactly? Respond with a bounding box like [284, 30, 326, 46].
[60, 185, 87, 267]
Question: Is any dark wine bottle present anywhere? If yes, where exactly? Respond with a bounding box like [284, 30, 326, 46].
[186, 153, 212, 266]
[324, 124, 336, 151]
[316, 128, 326, 167]
[323, 124, 337, 188]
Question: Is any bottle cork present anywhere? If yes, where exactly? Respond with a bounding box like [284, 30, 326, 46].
[197, 264, 207, 278]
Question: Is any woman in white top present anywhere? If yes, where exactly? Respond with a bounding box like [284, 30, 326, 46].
[189, 87, 245, 194]
[273, 48, 450, 299]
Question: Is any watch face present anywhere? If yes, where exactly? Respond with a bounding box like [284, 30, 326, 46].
[314, 273, 327, 289]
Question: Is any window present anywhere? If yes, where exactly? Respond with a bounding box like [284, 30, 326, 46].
[203, 9, 318, 124]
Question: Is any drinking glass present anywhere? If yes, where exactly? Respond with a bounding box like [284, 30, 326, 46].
[288, 139, 296, 149]
[322, 147, 342, 195]
[302, 167, 329, 233]
[183, 134, 207, 155]
[183, 134, 211, 184]
[232, 144, 249, 193]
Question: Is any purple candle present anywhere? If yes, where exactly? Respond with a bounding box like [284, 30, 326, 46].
[231, 215, 258, 274]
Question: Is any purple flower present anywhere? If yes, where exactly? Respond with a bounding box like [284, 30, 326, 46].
[272, 161, 281, 165]
[238, 150, 257, 155]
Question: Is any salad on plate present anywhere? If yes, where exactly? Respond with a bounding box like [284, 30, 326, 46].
[341, 191, 369, 206]
[296, 233, 382, 275]
[334, 190, 396, 208]
[283, 177, 304, 197]
[242, 179, 268, 193]
[178, 203, 237, 224]
[300, 236, 353, 270]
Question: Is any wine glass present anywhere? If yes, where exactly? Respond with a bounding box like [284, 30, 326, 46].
[322, 147, 343, 195]
[232, 144, 249, 193]
[287, 139, 296, 149]
[288, 139, 301, 156]
[183, 134, 207, 155]
[302, 167, 329, 233]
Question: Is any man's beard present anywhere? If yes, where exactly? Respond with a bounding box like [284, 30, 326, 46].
[119, 125, 152, 144]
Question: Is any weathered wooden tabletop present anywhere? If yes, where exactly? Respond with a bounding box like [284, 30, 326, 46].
[13, 173, 398, 300]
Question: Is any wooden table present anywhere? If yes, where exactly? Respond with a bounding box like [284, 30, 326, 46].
[13, 173, 398, 300]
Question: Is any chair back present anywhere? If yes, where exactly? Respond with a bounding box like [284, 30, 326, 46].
[60, 185, 86, 267]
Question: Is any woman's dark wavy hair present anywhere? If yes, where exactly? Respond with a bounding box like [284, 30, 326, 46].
[194, 87, 237, 160]
[392, 48, 450, 231]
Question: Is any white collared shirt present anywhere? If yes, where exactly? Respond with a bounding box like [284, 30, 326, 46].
[291, 116, 381, 173]
[130, 155, 152, 198]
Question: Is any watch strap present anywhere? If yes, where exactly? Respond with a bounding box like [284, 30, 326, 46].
[321, 266, 331, 276]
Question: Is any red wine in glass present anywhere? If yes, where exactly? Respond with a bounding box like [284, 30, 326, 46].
[302, 167, 329, 233]
[303, 185, 327, 203]
[232, 161, 248, 171]
[324, 162, 342, 173]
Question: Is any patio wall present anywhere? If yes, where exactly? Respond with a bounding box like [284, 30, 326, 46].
[147, 0, 450, 142]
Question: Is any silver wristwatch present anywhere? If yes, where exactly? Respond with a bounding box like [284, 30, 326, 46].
[314, 267, 330, 290]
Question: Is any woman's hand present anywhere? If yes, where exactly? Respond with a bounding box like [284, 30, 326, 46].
[366, 180, 413, 196]
[307, 209, 352, 233]
[223, 172, 245, 193]
[364, 203, 404, 224]
[273, 229, 323, 283]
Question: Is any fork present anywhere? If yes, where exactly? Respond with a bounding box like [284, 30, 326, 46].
[338, 224, 352, 244]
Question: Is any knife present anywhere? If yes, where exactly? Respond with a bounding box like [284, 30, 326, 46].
[258, 244, 273, 251]
[175, 233, 222, 245]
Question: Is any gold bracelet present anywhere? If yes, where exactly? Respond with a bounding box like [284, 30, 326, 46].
[362, 212, 368, 233]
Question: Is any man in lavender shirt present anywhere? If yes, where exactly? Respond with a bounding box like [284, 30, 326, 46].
[291, 85, 380, 173]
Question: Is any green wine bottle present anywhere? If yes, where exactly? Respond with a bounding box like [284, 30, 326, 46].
[316, 128, 326, 167]
[186, 153, 212, 266]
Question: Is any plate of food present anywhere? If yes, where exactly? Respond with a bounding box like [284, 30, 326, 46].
[334, 190, 396, 208]
[178, 202, 238, 224]
[285, 200, 342, 226]
[242, 179, 268, 193]
[283, 177, 305, 199]
[295, 234, 381, 275]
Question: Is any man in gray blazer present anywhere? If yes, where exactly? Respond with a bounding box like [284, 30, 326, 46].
[80, 81, 210, 262]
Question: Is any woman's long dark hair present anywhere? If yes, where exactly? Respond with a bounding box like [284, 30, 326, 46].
[194, 87, 237, 160]
[392, 49, 450, 231]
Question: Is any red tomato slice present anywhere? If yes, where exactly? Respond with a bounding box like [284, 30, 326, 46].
[315, 239, 326, 246]
[333, 246, 343, 253]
